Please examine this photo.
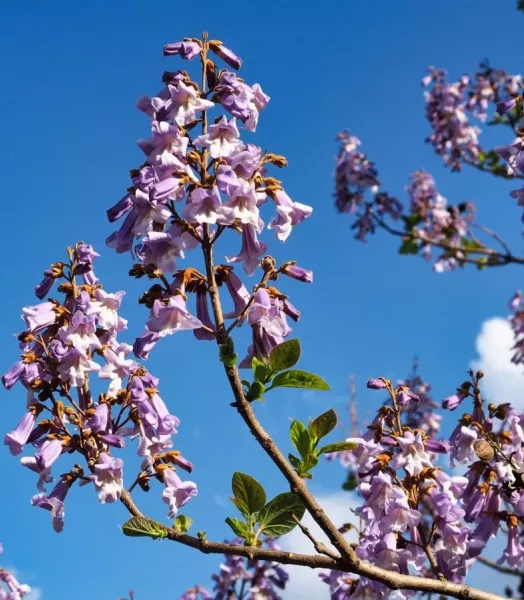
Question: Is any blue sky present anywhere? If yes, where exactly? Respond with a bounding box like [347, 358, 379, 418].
[1, 1, 524, 598]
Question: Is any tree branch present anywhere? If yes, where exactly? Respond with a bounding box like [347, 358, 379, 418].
[199, 236, 508, 600]
[477, 555, 524, 577]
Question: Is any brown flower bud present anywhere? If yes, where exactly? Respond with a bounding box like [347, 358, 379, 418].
[261, 255, 276, 273]
[205, 59, 217, 90]
[473, 439, 495, 462]
[129, 264, 148, 279]
[476, 370, 485, 380]
[264, 153, 288, 168]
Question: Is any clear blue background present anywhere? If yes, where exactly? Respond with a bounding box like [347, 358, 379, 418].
[0, 0, 522, 597]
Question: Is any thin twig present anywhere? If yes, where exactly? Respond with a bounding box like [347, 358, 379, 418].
[291, 513, 341, 560]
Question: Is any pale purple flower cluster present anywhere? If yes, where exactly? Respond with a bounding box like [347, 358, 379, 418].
[333, 131, 402, 240]
[180, 539, 288, 600]
[106, 37, 313, 364]
[509, 290, 524, 365]
[2, 244, 197, 531]
[406, 171, 476, 272]
[0, 545, 32, 600]
[327, 371, 524, 598]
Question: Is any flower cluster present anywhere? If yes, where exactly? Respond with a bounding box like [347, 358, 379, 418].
[422, 63, 521, 171]
[333, 133, 485, 271]
[326, 369, 524, 598]
[405, 170, 476, 272]
[333, 131, 402, 240]
[509, 290, 524, 365]
[106, 35, 313, 365]
[180, 540, 289, 600]
[0, 545, 32, 600]
[2, 243, 197, 531]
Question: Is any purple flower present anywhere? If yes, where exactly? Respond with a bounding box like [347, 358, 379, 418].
[218, 267, 250, 320]
[31, 478, 70, 533]
[163, 40, 201, 60]
[498, 518, 524, 569]
[99, 349, 138, 395]
[226, 224, 268, 275]
[267, 189, 313, 241]
[216, 72, 269, 132]
[133, 330, 160, 360]
[367, 378, 387, 390]
[2, 360, 25, 390]
[168, 81, 214, 127]
[58, 311, 101, 352]
[209, 41, 242, 70]
[107, 192, 133, 223]
[4, 411, 35, 456]
[87, 289, 126, 331]
[194, 287, 216, 341]
[193, 116, 241, 159]
[162, 469, 198, 518]
[217, 180, 260, 229]
[396, 386, 420, 406]
[57, 347, 101, 387]
[91, 453, 124, 504]
[145, 296, 203, 337]
[35, 271, 56, 299]
[497, 97, 518, 114]
[184, 186, 222, 225]
[22, 302, 56, 333]
[280, 262, 313, 283]
[442, 390, 468, 410]
[390, 431, 432, 476]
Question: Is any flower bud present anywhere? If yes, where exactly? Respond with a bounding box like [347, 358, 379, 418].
[473, 439, 494, 462]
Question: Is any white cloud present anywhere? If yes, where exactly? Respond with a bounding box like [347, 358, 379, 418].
[280, 492, 358, 600]
[470, 317, 524, 408]
[26, 588, 42, 600]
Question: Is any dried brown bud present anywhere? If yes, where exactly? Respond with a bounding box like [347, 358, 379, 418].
[494, 403, 512, 420]
[206, 59, 217, 90]
[187, 150, 202, 166]
[473, 439, 495, 462]
[261, 255, 276, 272]
[139, 284, 165, 308]
[129, 264, 148, 279]
[476, 370, 485, 380]
[57, 282, 74, 294]
[264, 153, 288, 168]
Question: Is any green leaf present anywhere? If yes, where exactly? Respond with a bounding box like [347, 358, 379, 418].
[290, 420, 311, 457]
[122, 517, 167, 540]
[246, 380, 265, 402]
[317, 441, 359, 456]
[252, 356, 268, 383]
[219, 337, 237, 367]
[271, 370, 330, 392]
[232, 472, 267, 517]
[342, 472, 358, 491]
[258, 492, 306, 536]
[197, 530, 207, 541]
[269, 339, 301, 373]
[173, 514, 192, 533]
[288, 453, 301, 469]
[225, 517, 251, 539]
[302, 453, 319, 472]
[399, 239, 419, 255]
[309, 409, 338, 443]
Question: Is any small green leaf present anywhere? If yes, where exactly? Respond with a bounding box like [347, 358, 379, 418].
[197, 530, 207, 541]
[317, 441, 358, 456]
[225, 517, 251, 539]
[301, 453, 319, 472]
[271, 370, 330, 391]
[258, 492, 306, 536]
[269, 339, 301, 373]
[252, 356, 268, 382]
[288, 453, 301, 469]
[399, 238, 419, 255]
[122, 516, 167, 540]
[342, 472, 358, 491]
[309, 409, 338, 443]
[219, 337, 237, 367]
[247, 380, 265, 401]
[290, 420, 311, 457]
[173, 514, 193, 533]
[232, 472, 267, 517]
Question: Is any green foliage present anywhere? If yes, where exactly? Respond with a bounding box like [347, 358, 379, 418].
[258, 493, 306, 536]
[288, 410, 358, 478]
[219, 336, 238, 367]
[173, 514, 193, 533]
[269, 339, 301, 372]
[122, 516, 168, 540]
[270, 369, 330, 391]
[232, 472, 267, 517]
[399, 238, 419, 255]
